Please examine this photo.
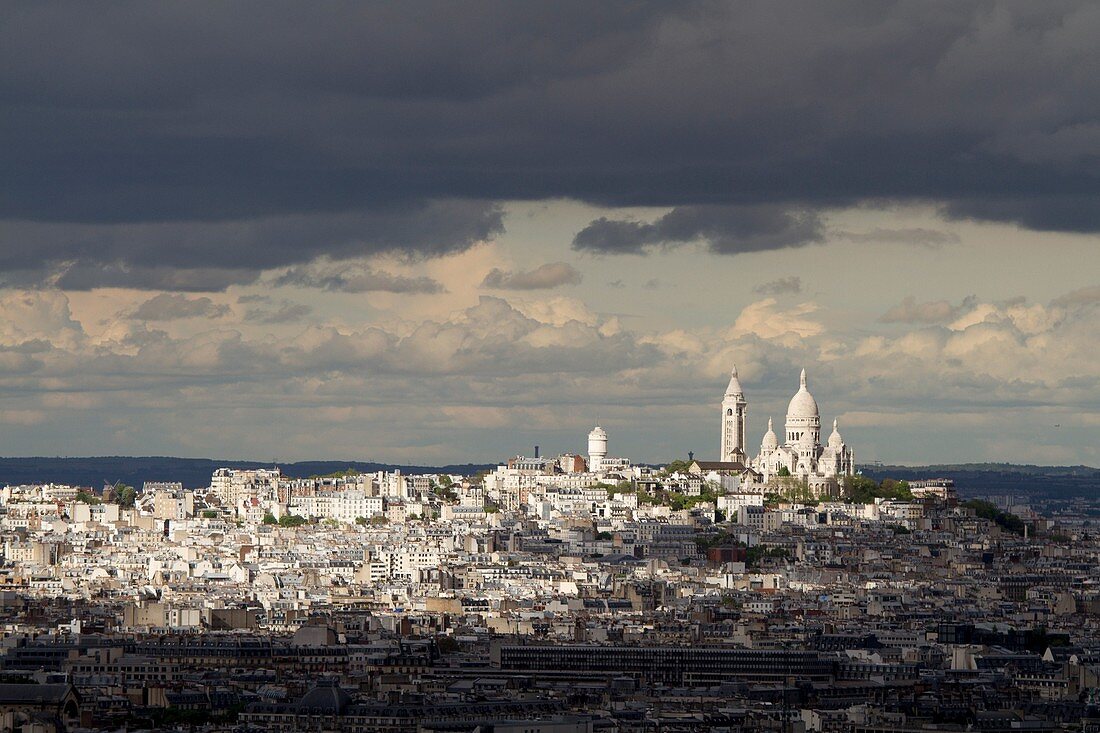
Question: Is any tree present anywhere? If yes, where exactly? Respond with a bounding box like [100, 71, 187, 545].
[115, 484, 137, 508]
[309, 468, 360, 479]
[596, 531, 613, 541]
[433, 485, 458, 502]
[665, 459, 693, 475]
[262, 513, 278, 525]
[746, 545, 790, 567]
[278, 514, 307, 528]
[777, 466, 791, 477]
[369, 514, 389, 526]
[843, 476, 914, 503]
[880, 478, 913, 500]
[75, 490, 101, 505]
[962, 499, 1026, 535]
[202, 510, 218, 519]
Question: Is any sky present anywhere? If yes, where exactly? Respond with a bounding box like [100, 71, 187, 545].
[0, 1, 1098, 466]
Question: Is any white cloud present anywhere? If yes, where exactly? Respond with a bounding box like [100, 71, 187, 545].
[0, 283, 1095, 465]
[729, 298, 824, 340]
[0, 290, 84, 349]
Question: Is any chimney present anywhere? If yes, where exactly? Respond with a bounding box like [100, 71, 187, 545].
[534, 445, 540, 458]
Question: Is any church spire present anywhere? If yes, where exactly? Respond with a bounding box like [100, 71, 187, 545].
[800, 367, 807, 389]
[725, 364, 745, 397]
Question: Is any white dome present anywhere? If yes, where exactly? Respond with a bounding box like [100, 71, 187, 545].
[761, 417, 778, 450]
[588, 425, 607, 440]
[828, 418, 843, 448]
[786, 368, 819, 419]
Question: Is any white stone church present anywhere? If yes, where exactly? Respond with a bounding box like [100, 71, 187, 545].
[719, 365, 855, 493]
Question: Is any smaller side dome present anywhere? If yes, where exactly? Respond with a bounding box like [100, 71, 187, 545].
[828, 418, 843, 448]
[761, 417, 778, 450]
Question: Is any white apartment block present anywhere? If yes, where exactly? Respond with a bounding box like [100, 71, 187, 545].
[291, 491, 384, 523]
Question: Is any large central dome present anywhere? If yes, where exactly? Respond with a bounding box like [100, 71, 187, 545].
[786, 368, 819, 419]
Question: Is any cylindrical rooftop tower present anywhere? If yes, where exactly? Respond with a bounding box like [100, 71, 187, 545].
[588, 425, 608, 472]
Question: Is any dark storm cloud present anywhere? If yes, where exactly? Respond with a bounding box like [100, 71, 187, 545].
[572, 204, 825, 255]
[0, 202, 502, 290]
[2, 1, 1100, 287]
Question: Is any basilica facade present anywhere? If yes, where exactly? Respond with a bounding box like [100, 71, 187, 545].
[719, 365, 855, 490]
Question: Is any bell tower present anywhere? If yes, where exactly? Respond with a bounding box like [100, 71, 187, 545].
[720, 365, 748, 463]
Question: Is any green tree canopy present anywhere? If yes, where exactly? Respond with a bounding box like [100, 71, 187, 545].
[843, 476, 913, 503]
[962, 499, 1026, 535]
[665, 459, 693, 474]
[278, 514, 307, 528]
[114, 484, 137, 508]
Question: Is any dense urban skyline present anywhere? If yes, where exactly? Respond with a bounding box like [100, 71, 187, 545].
[1, 3, 1098, 465]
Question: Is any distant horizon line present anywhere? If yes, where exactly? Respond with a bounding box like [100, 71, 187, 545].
[0, 455, 1093, 472]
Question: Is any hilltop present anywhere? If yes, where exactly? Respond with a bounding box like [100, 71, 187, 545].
[861, 463, 1100, 498]
[0, 456, 494, 490]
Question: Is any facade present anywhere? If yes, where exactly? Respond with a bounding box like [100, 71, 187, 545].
[717, 367, 855, 488]
[753, 369, 855, 484]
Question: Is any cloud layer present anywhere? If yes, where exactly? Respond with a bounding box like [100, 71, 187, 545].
[0, 282, 1095, 464]
[3, 3, 1100, 286]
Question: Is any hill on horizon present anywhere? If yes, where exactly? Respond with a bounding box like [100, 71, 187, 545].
[0, 456, 496, 491]
[0, 456, 1096, 496]
[861, 462, 1100, 498]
